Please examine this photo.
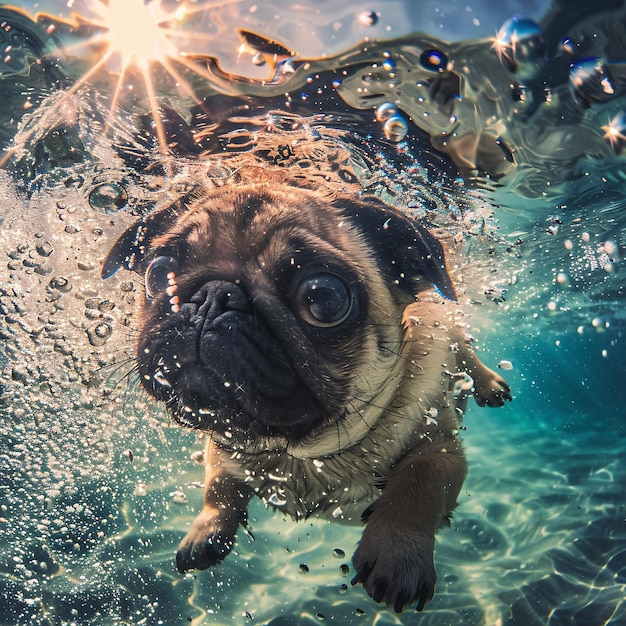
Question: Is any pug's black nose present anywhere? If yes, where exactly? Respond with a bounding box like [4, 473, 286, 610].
[191, 281, 251, 321]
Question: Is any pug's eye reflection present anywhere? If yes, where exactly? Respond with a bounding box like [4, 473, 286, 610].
[295, 273, 353, 327]
[145, 255, 178, 300]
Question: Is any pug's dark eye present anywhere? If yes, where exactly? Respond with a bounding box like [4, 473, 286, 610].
[295, 273, 353, 327]
[145, 255, 178, 299]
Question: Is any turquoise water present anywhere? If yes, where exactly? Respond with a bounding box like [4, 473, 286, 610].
[0, 1, 625, 625]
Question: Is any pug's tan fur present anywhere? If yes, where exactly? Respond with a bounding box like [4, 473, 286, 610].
[103, 183, 510, 612]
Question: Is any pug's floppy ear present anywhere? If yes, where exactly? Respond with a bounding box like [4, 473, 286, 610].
[101, 201, 186, 279]
[337, 195, 457, 301]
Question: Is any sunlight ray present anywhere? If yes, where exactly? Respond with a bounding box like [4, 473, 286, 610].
[0, 50, 114, 168]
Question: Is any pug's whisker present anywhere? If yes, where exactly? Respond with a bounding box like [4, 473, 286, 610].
[333, 416, 355, 453]
[353, 394, 416, 425]
[345, 399, 378, 432]
[95, 357, 140, 390]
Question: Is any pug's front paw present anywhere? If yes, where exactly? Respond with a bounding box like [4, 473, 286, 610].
[176, 508, 237, 572]
[473, 369, 512, 407]
[351, 528, 436, 612]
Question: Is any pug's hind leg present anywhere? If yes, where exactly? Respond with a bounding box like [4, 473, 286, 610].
[176, 443, 252, 573]
[352, 446, 467, 612]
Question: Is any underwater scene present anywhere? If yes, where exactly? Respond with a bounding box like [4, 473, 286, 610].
[0, 0, 625, 624]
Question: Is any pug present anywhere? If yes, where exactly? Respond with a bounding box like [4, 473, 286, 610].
[102, 183, 511, 612]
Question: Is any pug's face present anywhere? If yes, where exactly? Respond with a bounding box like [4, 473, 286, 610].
[103, 185, 455, 444]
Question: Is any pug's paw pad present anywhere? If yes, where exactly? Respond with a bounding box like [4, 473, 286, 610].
[176, 509, 236, 572]
[351, 536, 436, 612]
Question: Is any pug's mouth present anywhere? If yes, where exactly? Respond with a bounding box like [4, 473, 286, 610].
[137, 281, 333, 442]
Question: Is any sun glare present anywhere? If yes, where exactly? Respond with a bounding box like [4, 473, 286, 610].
[103, 0, 175, 70]
[1, 0, 248, 167]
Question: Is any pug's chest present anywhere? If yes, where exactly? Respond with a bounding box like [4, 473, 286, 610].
[229, 445, 390, 522]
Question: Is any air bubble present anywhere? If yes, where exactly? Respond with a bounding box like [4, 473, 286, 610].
[375, 102, 398, 122]
[87, 322, 113, 347]
[35, 241, 53, 257]
[570, 57, 615, 106]
[88, 182, 129, 212]
[170, 487, 188, 504]
[560, 36, 577, 55]
[382, 115, 409, 142]
[49, 276, 72, 292]
[382, 57, 395, 73]
[495, 17, 546, 80]
[358, 11, 378, 27]
[419, 48, 448, 72]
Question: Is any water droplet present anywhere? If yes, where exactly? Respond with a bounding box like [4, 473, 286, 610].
[560, 36, 577, 55]
[252, 52, 265, 66]
[358, 11, 378, 27]
[382, 114, 408, 142]
[134, 482, 147, 496]
[299, 563, 309, 573]
[332, 78, 342, 89]
[87, 322, 113, 347]
[495, 17, 546, 80]
[570, 57, 615, 106]
[339, 583, 348, 594]
[498, 360, 514, 370]
[419, 48, 448, 72]
[49, 276, 71, 292]
[339, 563, 350, 577]
[88, 182, 129, 212]
[332, 548, 346, 558]
[382, 57, 395, 73]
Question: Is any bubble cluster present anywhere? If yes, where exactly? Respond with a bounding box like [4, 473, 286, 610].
[375, 102, 409, 143]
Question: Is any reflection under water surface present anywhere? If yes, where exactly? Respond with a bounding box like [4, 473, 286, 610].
[0, 1, 625, 625]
